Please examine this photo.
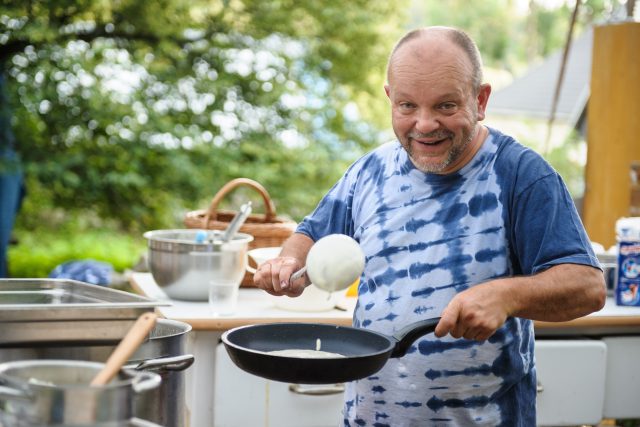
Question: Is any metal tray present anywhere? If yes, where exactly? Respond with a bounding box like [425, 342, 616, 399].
[0, 279, 168, 347]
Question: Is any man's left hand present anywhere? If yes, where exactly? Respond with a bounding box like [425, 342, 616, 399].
[434, 280, 511, 341]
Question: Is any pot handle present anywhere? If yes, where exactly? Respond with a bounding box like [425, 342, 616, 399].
[0, 385, 30, 401]
[246, 250, 259, 274]
[128, 354, 195, 372]
[129, 417, 164, 427]
[130, 371, 162, 394]
[289, 383, 344, 396]
[390, 317, 441, 358]
[288, 383, 345, 396]
[245, 252, 256, 274]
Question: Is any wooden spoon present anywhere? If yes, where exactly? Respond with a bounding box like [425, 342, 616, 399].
[90, 312, 158, 386]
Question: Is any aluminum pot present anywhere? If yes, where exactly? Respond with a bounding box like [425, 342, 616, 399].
[125, 319, 194, 427]
[144, 229, 253, 301]
[0, 359, 160, 426]
[0, 319, 194, 427]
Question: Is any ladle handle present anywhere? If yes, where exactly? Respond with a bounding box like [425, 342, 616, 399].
[90, 312, 158, 386]
[390, 317, 441, 358]
[289, 266, 307, 283]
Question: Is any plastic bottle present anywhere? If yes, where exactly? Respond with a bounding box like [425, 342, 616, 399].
[615, 217, 640, 306]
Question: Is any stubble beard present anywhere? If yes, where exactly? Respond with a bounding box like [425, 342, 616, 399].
[402, 126, 475, 174]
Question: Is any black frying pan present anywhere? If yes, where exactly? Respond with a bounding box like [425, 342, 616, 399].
[221, 317, 440, 384]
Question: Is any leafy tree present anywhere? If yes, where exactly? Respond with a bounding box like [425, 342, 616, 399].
[409, 0, 513, 66]
[1, 0, 406, 231]
[3, 0, 616, 232]
[409, 0, 610, 71]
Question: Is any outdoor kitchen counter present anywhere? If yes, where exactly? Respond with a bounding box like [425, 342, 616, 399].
[130, 272, 640, 333]
[129, 272, 355, 328]
[129, 272, 640, 427]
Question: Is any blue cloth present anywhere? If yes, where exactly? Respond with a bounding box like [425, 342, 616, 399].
[297, 128, 599, 426]
[49, 260, 113, 286]
[0, 148, 24, 278]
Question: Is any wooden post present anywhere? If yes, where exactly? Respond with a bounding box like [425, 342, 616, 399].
[583, 22, 640, 248]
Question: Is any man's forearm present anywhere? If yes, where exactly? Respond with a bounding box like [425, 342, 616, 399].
[280, 232, 314, 265]
[504, 263, 606, 322]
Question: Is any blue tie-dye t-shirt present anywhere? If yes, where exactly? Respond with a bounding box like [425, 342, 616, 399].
[296, 128, 599, 427]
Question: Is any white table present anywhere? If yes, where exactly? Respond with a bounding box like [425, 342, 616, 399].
[130, 273, 640, 427]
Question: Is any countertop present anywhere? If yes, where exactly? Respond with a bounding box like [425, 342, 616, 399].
[130, 272, 640, 336]
[130, 272, 355, 330]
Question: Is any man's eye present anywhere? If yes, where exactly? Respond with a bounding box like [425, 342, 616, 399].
[440, 102, 457, 110]
[399, 102, 415, 110]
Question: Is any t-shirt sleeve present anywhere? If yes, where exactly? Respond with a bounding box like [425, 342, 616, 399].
[510, 170, 600, 275]
[295, 164, 360, 242]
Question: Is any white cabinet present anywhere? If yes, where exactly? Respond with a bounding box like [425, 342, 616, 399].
[535, 340, 607, 426]
[603, 336, 640, 419]
[215, 340, 612, 427]
[214, 344, 344, 427]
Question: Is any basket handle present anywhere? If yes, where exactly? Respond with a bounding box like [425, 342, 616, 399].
[204, 178, 277, 224]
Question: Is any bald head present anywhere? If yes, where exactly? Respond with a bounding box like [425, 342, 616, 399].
[387, 27, 483, 93]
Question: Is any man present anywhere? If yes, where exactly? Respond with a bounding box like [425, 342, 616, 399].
[0, 72, 24, 278]
[254, 27, 605, 426]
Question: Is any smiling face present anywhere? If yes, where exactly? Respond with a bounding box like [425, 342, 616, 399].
[385, 32, 491, 174]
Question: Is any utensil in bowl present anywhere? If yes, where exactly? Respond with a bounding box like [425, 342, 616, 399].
[221, 317, 441, 384]
[91, 312, 158, 386]
[222, 201, 252, 242]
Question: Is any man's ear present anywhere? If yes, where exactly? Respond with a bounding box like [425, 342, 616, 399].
[476, 83, 491, 121]
[384, 84, 390, 99]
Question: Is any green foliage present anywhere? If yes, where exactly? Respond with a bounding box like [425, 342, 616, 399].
[409, 0, 609, 70]
[0, 0, 617, 276]
[542, 131, 587, 198]
[410, 0, 512, 65]
[7, 226, 145, 278]
[2, 0, 406, 235]
[618, 419, 640, 427]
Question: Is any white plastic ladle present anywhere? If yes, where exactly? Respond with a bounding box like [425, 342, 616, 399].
[290, 234, 365, 292]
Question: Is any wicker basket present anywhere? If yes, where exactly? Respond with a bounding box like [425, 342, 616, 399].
[184, 178, 297, 286]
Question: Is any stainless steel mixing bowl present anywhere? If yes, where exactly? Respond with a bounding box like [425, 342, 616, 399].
[143, 229, 253, 301]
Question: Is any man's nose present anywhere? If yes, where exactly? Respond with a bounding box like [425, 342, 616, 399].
[414, 109, 440, 134]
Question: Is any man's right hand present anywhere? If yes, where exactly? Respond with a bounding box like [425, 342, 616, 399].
[252, 233, 316, 297]
[253, 256, 308, 297]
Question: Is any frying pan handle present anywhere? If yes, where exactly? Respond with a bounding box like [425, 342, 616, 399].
[390, 317, 441, 358]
